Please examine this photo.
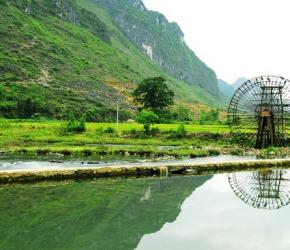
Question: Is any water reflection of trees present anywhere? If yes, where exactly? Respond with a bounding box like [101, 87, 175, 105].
[228, 169, 290, 210]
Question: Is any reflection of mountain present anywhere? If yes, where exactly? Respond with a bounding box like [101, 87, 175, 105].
[0, 175, 210, 250]
[228, 169, 290, 210]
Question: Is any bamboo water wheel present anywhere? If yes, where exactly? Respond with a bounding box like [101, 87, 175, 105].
[228, 76, 290, 148]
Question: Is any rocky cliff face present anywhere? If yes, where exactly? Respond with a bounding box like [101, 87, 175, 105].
[92, 0, 220, 97]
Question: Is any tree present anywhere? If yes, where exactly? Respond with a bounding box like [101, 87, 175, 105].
[135, 110, 159, 133]
[133, 77, 174, 110]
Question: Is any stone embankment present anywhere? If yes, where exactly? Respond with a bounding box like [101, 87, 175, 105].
[1, 159, 290, 184]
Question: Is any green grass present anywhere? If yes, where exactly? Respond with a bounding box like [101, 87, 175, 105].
[0, 119, 234, 157]
[1, 119, 289, 158]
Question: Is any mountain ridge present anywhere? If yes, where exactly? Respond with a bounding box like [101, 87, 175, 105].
[218, 79, 235, 98]
[232, 77, 247, 89]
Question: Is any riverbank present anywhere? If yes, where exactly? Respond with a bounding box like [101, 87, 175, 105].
[1, 158, 290, 184]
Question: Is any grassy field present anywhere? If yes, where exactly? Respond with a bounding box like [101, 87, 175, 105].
[0, 119, 240, 158]
[3, 120, 230, 132]
[1, 119, 289, 159]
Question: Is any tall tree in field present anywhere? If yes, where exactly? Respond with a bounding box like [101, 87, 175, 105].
[133, 77, 174, 110]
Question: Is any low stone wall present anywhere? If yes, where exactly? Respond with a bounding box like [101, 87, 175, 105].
[1, 159, 290, 184]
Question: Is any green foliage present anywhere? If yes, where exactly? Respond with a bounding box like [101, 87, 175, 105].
[133, 77, 174, 110]
[103, 126, 115, 134]
[176, 123, 187, 138]
[259, 146, 280, 158]
[154, 109, 178, 124]
[150, 126, 161, 136]
[0, 118, 10, 128]
[66, 113, 86, 133]
[176, 106, 192, 122]
[135, 110, 159, 133]
[0, 119, 254, 159]
[16, 98, 38, 118]
[199, 109, 220, 125]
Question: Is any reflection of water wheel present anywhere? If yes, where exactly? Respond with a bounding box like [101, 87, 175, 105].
[227, 76, 290, 148]
[228, 170, 290, 210]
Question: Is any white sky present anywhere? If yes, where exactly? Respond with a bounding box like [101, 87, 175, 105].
[143, 0, 290, 83]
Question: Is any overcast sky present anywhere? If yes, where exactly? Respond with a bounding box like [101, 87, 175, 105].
[143, 0, 290, 83]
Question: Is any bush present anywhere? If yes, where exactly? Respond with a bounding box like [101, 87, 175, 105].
[96, 127, 103, 134]
[66, 114, 86, 133]
[136, 110, 159, 133]
[176, 123, 187, 138]
[259, 146, 279, 158]
[129, 128, 137, 135]
[208, 148, 220, 155]
[104, 126, 115, 134]
[150, 126, 160, 135]
[31, 113, 46, 120]
[123, 128, 144, 138]
[154, 109, 177, 123]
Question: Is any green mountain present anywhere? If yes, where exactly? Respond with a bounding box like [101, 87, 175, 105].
[0, 0, 222, 121]
[232, 77, 247, 90]
[218, 79, 235, 102]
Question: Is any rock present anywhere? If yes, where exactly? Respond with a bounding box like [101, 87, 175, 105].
[49, 160, 64, 163]
[127, 119, 135, 123]
[87, 161, 100, 165]
[11, 161, 22, 165]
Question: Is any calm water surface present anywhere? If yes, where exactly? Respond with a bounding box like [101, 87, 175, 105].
[1, 169, 290, 250]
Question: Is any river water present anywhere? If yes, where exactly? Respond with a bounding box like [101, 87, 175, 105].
[0, 155, 255, 171]
[1, 169, 290, 250]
